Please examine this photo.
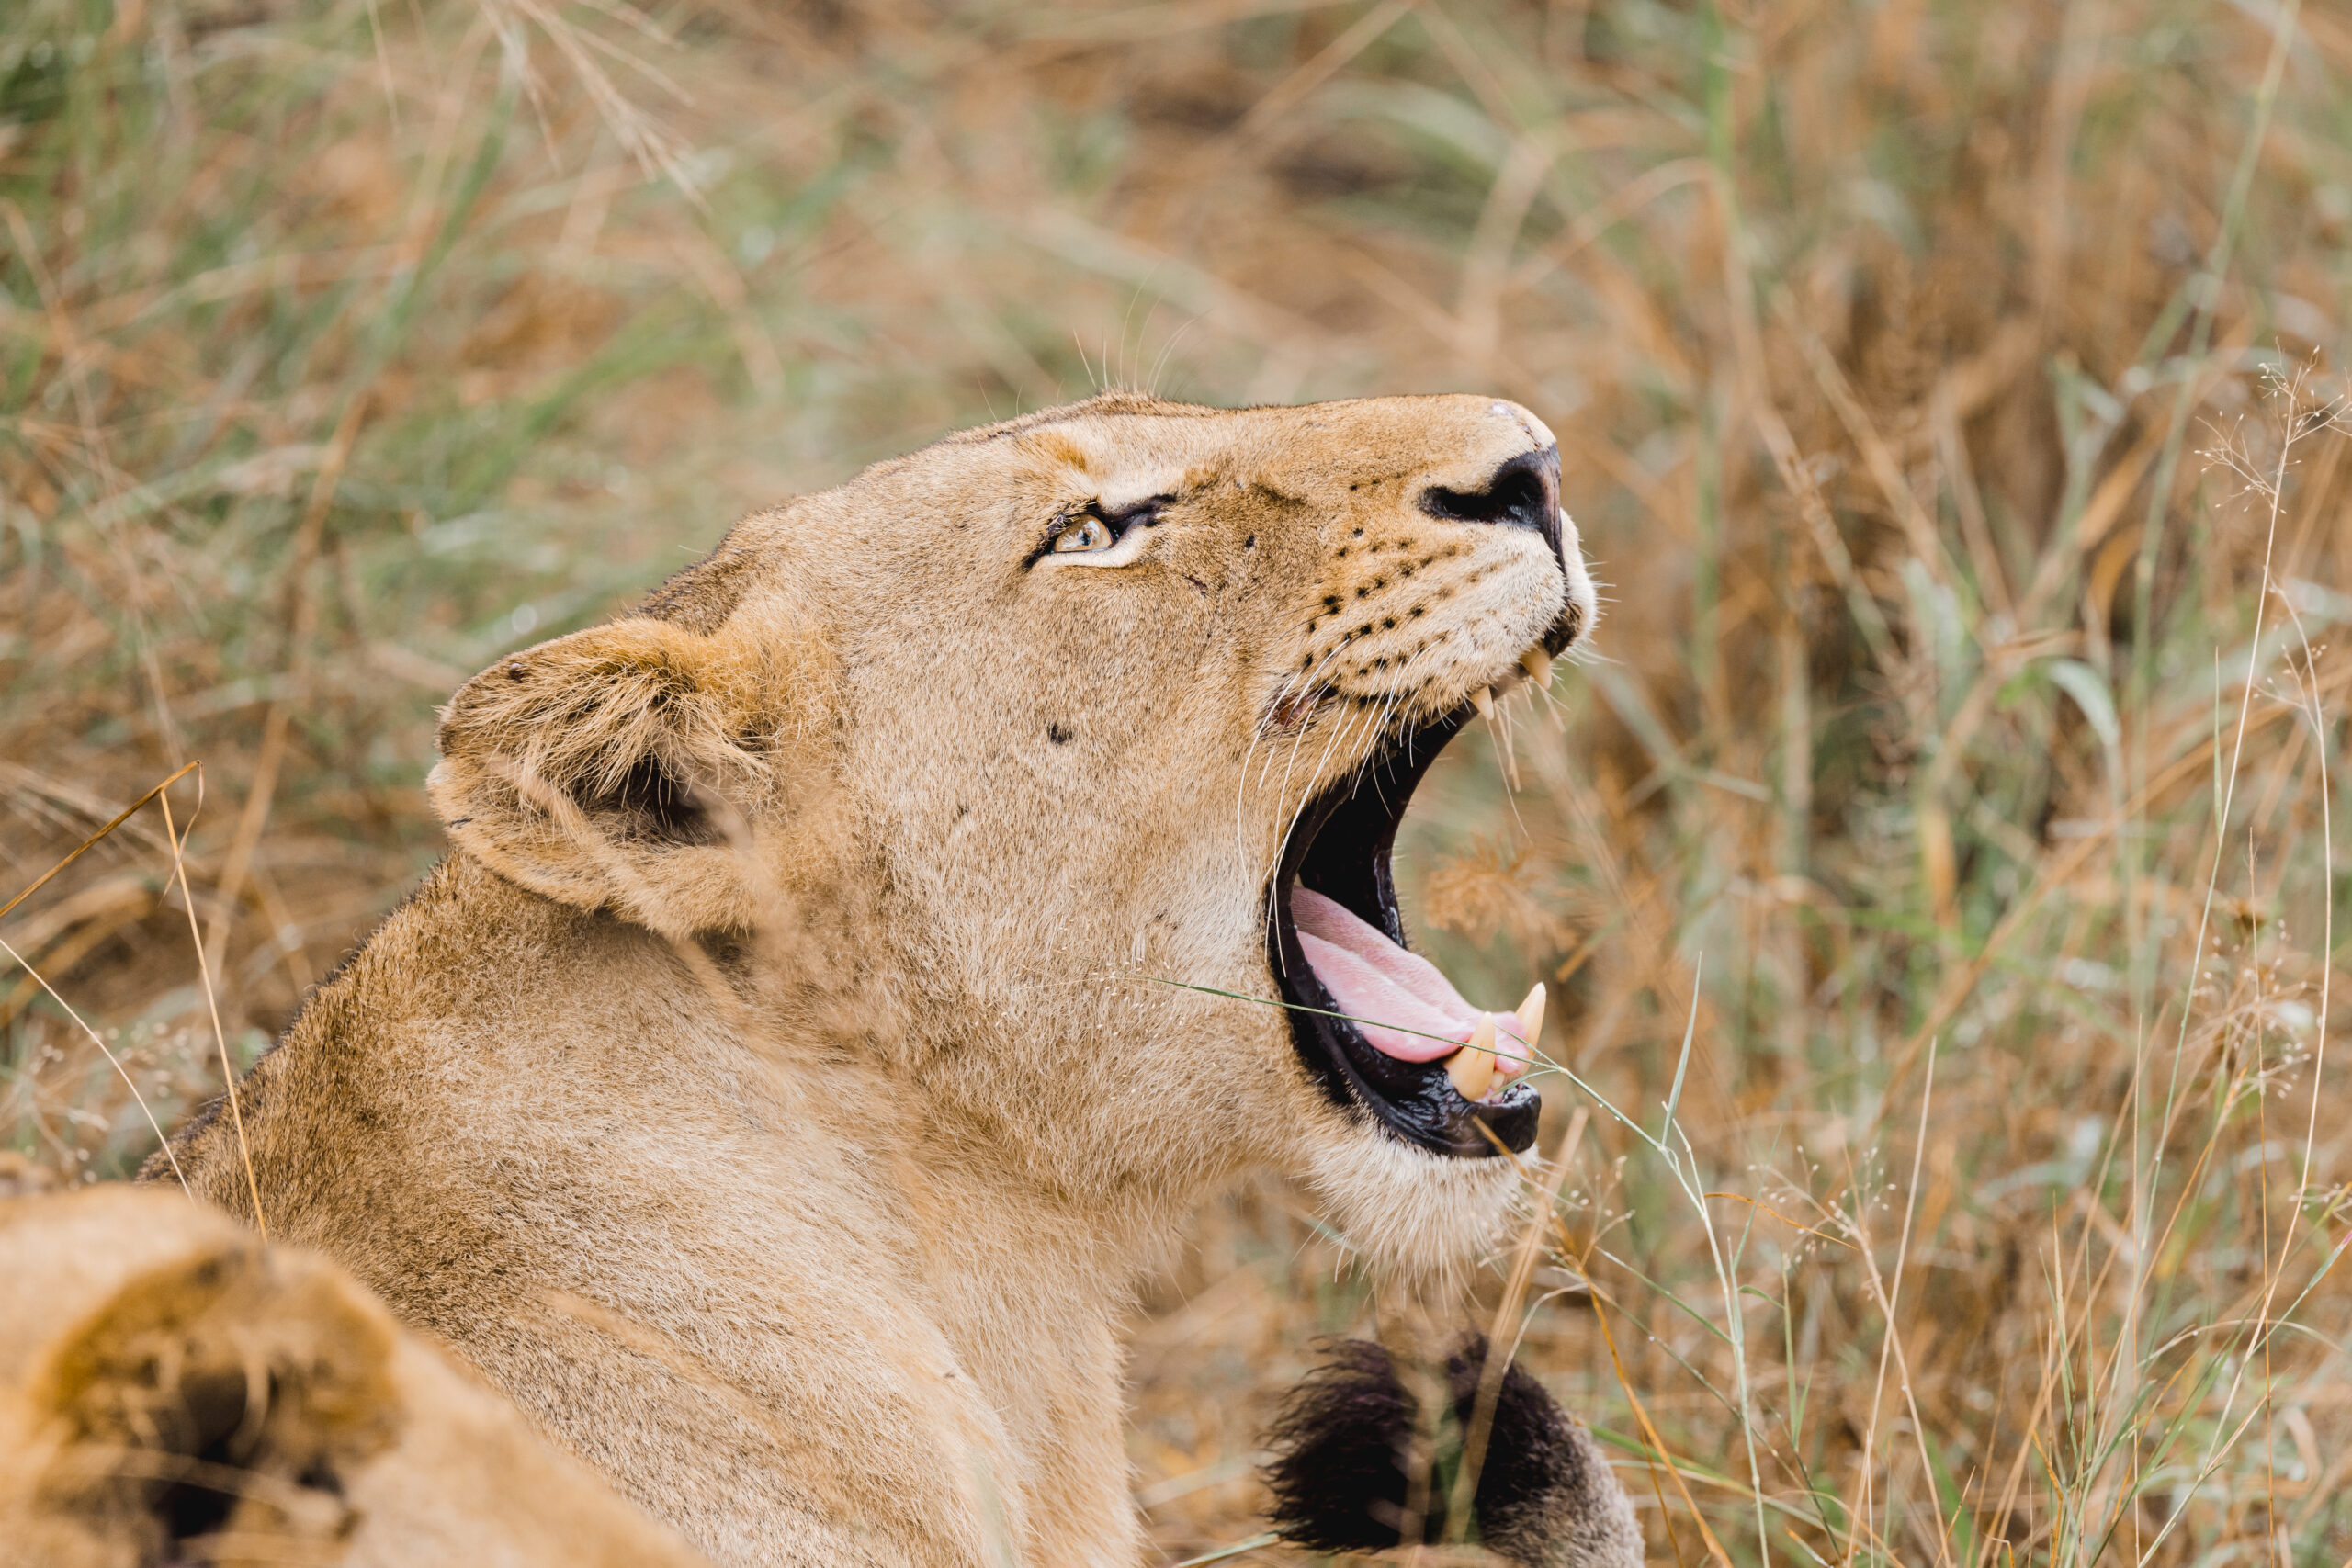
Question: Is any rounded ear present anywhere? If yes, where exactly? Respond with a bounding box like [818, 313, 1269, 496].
[428, 616, 811, 938]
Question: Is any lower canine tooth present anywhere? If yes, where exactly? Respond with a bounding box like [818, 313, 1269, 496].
[1447, 1016, 1498, 1100]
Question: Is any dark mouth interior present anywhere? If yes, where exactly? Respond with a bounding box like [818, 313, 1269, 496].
[1267, 706, 1541, 1158]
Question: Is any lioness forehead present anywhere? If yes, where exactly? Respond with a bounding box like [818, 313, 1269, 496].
[940, 390, 1558, 496]
[944, 389, 1226, 443]
[948, 388, 1553, 446]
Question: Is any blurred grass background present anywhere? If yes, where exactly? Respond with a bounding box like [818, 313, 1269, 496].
[3, 0, 2348, 1562]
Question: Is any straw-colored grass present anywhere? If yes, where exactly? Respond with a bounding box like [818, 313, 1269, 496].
[3, 0, 2346, 1562]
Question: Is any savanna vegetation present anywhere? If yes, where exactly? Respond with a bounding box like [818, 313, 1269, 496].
[2, 0, 2346, 1563]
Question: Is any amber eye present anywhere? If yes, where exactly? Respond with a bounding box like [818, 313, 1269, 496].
[1052, 515, 1114, 553]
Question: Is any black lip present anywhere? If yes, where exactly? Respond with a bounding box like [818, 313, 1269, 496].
[1267, 705, 1541, 1158]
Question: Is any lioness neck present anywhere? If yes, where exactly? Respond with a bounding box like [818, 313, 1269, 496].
[164, 852, 1146, 1567]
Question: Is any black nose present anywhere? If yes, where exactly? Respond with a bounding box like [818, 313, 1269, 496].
[1417, 446, 1560, 550]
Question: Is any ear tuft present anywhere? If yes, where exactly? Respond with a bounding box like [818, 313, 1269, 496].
[1444, 1337, 1640, 1567]
[28, 1228, 401, 1562]
[428, 616, 812, 935]
[1261, 1336, 1640, 1567]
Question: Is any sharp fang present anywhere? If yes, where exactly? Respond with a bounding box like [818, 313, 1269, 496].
[1521, 648, 1553, 689]
[1514, 982, 1546, 1051]
[1446, 1015, 1498, 1101]
[1472, 685, 1495, 721]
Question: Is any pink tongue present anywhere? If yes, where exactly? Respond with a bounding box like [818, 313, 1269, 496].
[1290, 888, 1531, 1066]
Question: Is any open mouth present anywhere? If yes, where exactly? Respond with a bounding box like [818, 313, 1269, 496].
[1267, 699, 1545, 1159]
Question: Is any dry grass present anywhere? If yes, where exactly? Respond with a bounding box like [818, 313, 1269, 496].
[3, 0, 2348, 1562]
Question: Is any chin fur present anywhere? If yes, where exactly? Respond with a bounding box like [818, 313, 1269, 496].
[1301, 1122, 1518, 1285]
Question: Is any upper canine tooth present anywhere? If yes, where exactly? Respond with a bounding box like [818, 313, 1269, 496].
[1514, 981, 1546, 1052]
[1521, 648, 1553, 689]
[1446, 1016, 1498, 1101]
[1472, 685, 1496, 720]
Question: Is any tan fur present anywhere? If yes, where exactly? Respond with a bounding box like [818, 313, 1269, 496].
[0, 1185, 711, 1567]
[155, 392, 1608, 1565]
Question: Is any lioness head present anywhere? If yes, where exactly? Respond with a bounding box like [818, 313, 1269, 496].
[430, 392, 1593, 1276]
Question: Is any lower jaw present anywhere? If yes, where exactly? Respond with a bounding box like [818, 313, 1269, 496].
[1271, 919, 1542, 1157]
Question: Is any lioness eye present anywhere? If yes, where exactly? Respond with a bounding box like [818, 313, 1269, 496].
[1053, 515, 1114, 553]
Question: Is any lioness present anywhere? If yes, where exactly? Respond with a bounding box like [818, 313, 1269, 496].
[154, 392, 1634, 1565]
